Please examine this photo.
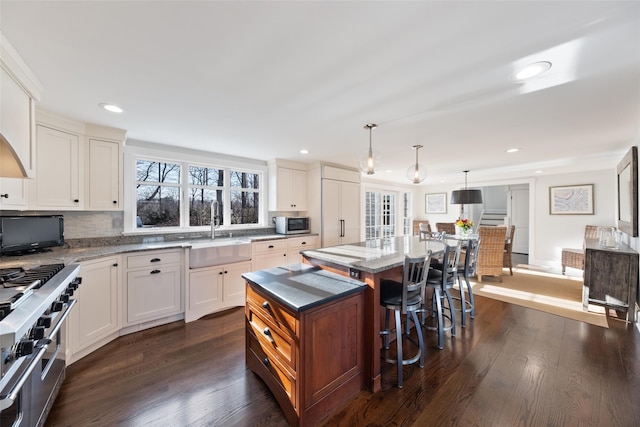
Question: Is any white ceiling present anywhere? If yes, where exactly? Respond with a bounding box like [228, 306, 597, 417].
[2, 1, 639, 186]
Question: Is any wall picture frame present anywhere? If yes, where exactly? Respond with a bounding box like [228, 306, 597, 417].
[425, 193, 447, 214]
[549, 184, 594, 215]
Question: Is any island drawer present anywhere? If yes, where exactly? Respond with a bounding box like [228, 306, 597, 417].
[247, 305, 295, 369]
[247, 334, 296, 407]
[253, 239, 288, 254]
[246, 284, 297, 335]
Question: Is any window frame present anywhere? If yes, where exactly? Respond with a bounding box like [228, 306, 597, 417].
[123, 143, 267, 234]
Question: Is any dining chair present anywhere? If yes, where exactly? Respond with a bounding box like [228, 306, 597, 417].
[454, 237, 480, 327]
[379, 251, 431, 388]
[503, 225, 516, 275]
[423, 239, 461, 349]
[435, 222, 456, 235]
[476, 226, 508, 282]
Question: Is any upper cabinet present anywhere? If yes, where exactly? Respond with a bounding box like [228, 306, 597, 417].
[0, 32, 43, 179]
[30, 110, 126, 210]
[268, 159, 308, 212]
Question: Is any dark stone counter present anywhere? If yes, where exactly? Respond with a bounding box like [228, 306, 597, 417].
[242, 263, 366, 312]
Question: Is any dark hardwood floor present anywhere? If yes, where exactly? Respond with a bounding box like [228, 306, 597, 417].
[46, 295, 640, 427]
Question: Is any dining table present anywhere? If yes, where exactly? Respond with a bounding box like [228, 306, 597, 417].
[301, 235, 444, 392]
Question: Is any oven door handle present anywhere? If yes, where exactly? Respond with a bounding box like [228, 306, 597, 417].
[48, 298, 77, 338]
[0, 298, 77, 411]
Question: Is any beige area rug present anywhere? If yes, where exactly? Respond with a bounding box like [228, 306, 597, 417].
[467, 267, 609, 328]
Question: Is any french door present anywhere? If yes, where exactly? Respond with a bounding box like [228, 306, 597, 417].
[364, 191, 396, 240]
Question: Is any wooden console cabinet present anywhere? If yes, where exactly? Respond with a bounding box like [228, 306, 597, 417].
[583, 238, 638, 322]
[244, 266, 365, 427]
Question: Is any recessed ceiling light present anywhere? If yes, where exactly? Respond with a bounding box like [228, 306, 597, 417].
[299, 149, 309, 154]
[506, 148, 520, 153]
[535, 170, 544, 174]
[99, 103, 124, 113]
[513, 61, 552, 81]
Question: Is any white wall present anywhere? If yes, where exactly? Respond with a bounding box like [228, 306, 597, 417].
[413, 168, 616, 269]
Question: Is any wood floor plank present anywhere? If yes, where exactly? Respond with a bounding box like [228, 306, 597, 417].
[45, 297, 640, 427]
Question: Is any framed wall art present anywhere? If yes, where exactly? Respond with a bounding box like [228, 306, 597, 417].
[549, 184, 594, 215]
[425, 193, 447, 214]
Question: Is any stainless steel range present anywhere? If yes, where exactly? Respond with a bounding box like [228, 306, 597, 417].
[0, 263, 81, 427]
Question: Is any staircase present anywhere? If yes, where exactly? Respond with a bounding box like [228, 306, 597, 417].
[478, 209, 507, 227]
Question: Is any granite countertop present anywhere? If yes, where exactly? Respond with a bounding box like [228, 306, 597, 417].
[242, 263, 366, 313]
[0, 233, 317, 269]
[301, 236, 444, 274]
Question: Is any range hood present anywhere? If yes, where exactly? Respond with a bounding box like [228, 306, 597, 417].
[0, 133, 28, 178]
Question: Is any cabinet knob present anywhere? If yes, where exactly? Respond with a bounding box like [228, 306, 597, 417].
[112, 263, 118, 267]
[263, 327, 274, 343]
[150, 258, 161, 263]
[113, 200, 117, 204]
[73, 199, 79, 203]
[263, 357, 271, 368]
[268, 245, 274, 249]
[219, 271, 224, 275]
[150, 269, 161, 274]
[262, 301, 270, 310]
[0, 193, 8, 199]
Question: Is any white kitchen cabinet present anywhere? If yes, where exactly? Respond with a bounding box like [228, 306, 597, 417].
[186, 260, 251, 322]
[125, 249, 183, 325]
[68, 256, 121, 362]
[32, 124, 83, 209]
[87, 138, 121, 210]
[252, 239, 289, 270]
[287, 235, 319, 264]
[268, 160, 308, 211]
[0, 36, 41, 179]
[0, 177, 28, 209]
[322, 179, 361, 247]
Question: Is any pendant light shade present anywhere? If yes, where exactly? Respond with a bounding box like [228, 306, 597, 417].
[406, 145, 426, 184]
[450, 170, 483, 204]
[359, 123, 380, 175]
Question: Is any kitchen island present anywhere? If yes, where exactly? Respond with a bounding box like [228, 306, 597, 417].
[243, 264, 367, 427]
[301, 236, 444, 392]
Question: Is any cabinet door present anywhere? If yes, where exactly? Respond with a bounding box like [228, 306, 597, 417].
[340, 181, 361, 245]
[187, 267, 224, 322]
[222, 261, 252, 304]
[0, 177, 28, 208]
[322, 179, 342, 247]
[0, 67, 35, 177]
[126, 265, 182, 324]
[70, 257, 120, 354]
[34, 125, 82, 209]
[87, 138, 121, 210]
[291, 169, 307, 211]
[276, 167, 295, 210]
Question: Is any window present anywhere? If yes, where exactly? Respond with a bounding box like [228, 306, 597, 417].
[402, 192, 412, 236]
[136, 160, 181, 227]
[134, 158, 262, 230]
[365, 190, 397, 240]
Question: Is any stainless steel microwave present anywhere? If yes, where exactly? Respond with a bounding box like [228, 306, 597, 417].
[275, 216, 310, 235]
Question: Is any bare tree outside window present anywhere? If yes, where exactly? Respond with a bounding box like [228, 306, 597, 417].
[136, 160, 181, 227]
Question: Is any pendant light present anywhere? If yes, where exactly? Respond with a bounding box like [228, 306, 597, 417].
[359, 123, 380, 175]
[406, 145, 427, 184]
[450, 170, 483, 204]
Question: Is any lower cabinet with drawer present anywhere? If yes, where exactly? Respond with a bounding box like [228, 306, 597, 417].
[245, 278, 365, 427]
[124, 249, 183, 326]
[252, 239, 289, 270]
[287, 235, 319, 264]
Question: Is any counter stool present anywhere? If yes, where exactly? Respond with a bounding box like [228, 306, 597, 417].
[379, 251, 431, 388]
[454, 237, 480, 327]
[422, 240, 461, 349]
